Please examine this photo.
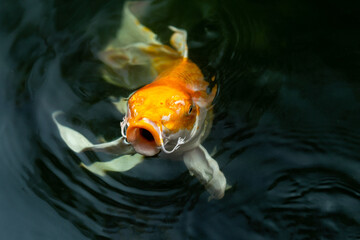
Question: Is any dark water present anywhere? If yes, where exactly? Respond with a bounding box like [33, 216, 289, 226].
[1, 0, 360, 239]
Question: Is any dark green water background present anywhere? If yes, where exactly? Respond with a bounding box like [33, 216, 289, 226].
[1, 0, 360, 239]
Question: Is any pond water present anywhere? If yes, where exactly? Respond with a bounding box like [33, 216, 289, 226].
[1, 0, 360, 239]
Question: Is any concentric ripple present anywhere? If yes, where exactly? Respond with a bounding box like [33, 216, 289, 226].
[1, 0, 360, 239]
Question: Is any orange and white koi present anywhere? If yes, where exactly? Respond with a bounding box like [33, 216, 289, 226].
[53, 2, 227, 199]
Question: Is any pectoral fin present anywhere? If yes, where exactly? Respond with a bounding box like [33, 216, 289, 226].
[52, 111, 134, 154]
[183, 145, 227, 200]
[81, 154, 144, 176]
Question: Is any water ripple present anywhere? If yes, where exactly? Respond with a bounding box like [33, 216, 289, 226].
[2, 0, 360, 239]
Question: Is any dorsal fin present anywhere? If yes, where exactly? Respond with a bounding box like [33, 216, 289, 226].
[169, 26, 189, 58]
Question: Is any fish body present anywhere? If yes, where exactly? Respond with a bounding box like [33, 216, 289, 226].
[53, 2, 227, 200]
[124, 58, 216, 157]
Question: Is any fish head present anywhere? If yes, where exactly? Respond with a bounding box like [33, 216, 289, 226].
[124, 85, 199, 156]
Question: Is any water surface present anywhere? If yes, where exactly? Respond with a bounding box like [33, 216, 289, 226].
[1, 0, 360, 239]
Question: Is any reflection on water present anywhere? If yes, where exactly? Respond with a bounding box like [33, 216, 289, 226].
[1, 0, 360, 239]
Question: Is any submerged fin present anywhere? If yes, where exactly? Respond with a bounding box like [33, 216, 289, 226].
[99, 43, 158, 89]
[53, 111, 134, 154]
[81, 153, 144, 176]
[183, 145, 227, 200]
[99, 1, 160, 89]
[99, 2, 185, 89]
[109, 2, 160, 47]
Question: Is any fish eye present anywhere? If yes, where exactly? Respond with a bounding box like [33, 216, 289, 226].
[188, 105, 193, 114]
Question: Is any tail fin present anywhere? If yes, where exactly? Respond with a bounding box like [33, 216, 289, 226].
[99, 2, 185, 89]
[111, 1, 160, 47]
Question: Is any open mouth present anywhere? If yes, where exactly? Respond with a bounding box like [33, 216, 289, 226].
[139, 128, 155, 142]
[126, 119, 161, 156]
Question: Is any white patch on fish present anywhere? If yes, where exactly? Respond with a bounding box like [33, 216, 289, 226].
[161, 114, 171, 122]
[174, 100, 185, 105]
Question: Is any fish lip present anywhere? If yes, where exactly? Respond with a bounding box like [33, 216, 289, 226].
[126, 118, 162, 156]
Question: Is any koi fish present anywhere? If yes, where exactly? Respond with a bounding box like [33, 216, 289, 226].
[53, 2, 227, 200]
